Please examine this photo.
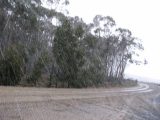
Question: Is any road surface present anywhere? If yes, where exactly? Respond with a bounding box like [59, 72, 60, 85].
[0, 83, 160, 120]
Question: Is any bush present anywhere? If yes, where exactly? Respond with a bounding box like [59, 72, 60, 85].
[0, 45, 24, 85]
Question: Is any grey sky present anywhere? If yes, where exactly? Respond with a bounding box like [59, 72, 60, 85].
[67, 0, 160, 82]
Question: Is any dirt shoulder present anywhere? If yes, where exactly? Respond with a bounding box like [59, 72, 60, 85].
[0, 83, 159, 120]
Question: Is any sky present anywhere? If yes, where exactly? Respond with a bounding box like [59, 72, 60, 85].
[67, 0, 160, 83]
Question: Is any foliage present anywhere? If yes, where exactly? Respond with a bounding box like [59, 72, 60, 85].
[0, 44, 24, 85]
[0, 0, 144, 87]
[53, 19, 85, 87]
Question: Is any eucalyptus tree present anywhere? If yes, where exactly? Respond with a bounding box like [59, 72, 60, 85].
[0, 0, 144, 87]
[87, 15, 144, 83]
[53, 19, 85, 88]
[0, 0, 67, 86]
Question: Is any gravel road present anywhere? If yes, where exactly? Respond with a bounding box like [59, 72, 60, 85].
[0, 83, 160, 120]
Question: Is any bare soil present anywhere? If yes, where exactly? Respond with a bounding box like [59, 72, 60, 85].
[0, 83, 160, 120]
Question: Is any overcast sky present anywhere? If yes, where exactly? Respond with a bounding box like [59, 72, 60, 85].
[67, 0, 160, 83]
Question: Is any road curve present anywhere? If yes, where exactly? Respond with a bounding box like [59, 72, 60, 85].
[0, 83, 152, 103]
[0, 83, 159, 120]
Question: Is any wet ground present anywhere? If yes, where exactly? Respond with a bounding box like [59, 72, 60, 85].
[0, 83, 160, 120]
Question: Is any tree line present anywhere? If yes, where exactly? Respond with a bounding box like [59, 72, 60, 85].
[0, 0, 144, 87]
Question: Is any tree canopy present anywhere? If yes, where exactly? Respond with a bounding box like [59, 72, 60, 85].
[0, 0, 144, 87]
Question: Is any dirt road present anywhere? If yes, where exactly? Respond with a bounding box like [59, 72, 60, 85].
[0, 83, 160, 120]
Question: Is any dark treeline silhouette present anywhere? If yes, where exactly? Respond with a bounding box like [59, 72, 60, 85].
[0, 0, 144, 87]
